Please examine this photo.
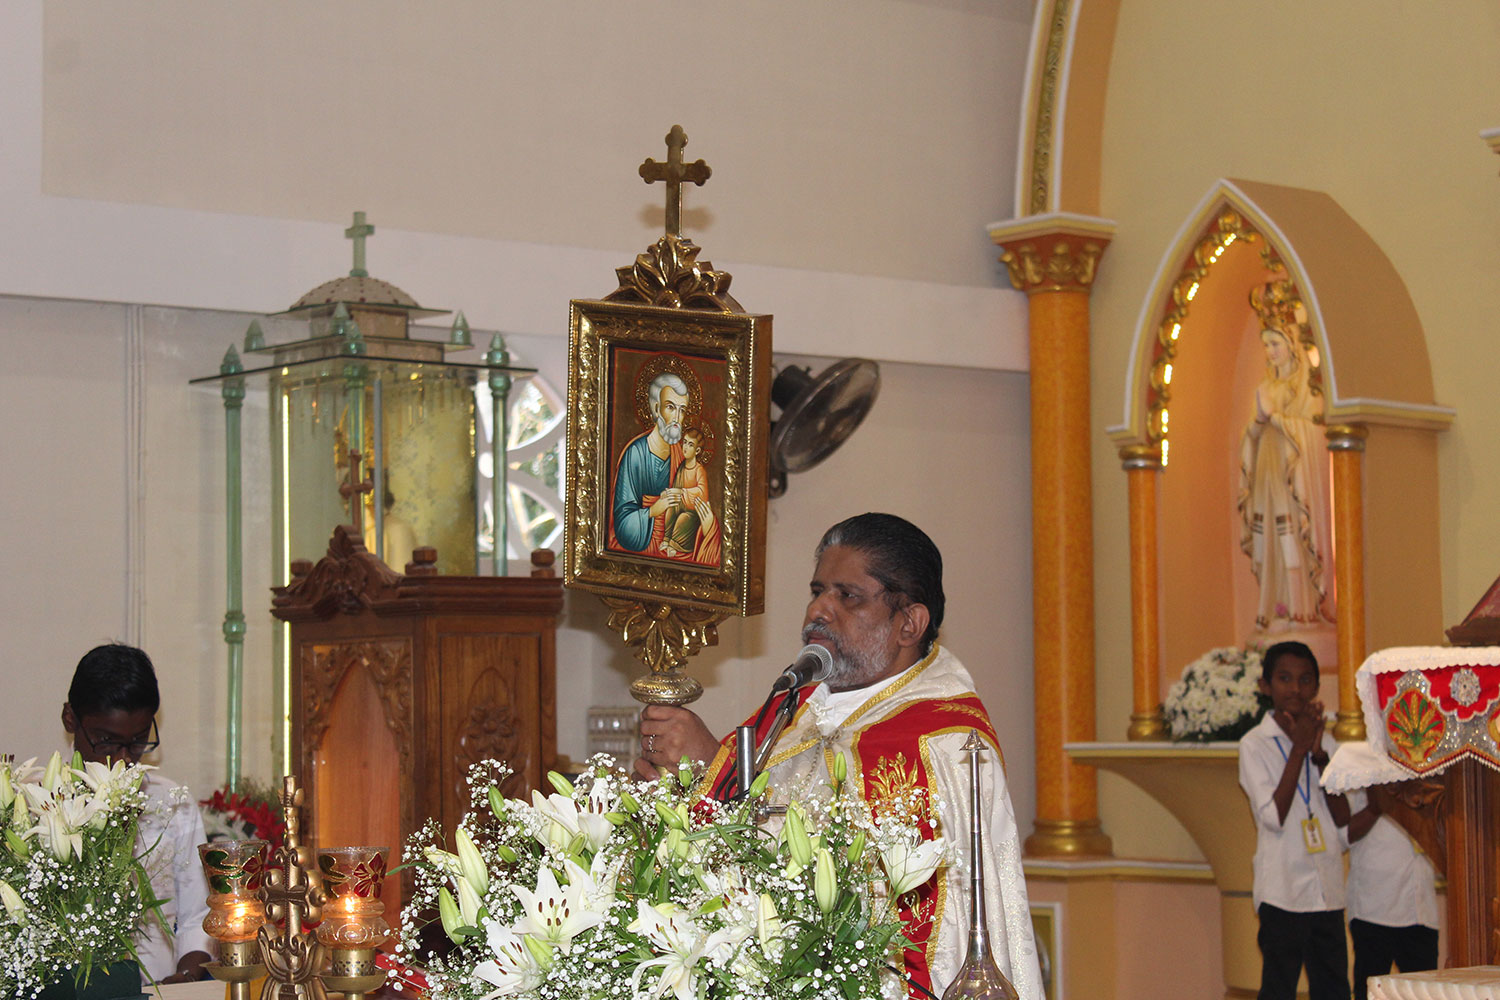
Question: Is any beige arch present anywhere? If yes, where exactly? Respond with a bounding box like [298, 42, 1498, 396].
[1109, 177, 1453, 448]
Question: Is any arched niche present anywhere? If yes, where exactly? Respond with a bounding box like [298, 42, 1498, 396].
[1108, 178, 1453, 717]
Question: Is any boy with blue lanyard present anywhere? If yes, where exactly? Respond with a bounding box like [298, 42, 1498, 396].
[1238, 640, 1353, 1000]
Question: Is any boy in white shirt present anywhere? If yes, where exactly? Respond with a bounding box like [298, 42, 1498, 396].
[61, 644, 213, 986]
[1238, 641, 1353, 1000]
[1344, 789, 1440, 999]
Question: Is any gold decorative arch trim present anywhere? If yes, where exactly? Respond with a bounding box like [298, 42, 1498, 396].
[1013, 0, 1121, 217]
[1107, 178, 1452, 452]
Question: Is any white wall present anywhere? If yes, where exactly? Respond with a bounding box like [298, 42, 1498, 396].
[0, 298, 276, 791]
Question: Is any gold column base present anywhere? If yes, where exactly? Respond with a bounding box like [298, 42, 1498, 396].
[1332, 708, 1367, 742]
[1127, 709, 1167, 740]
[1024, 818, 1113, 858]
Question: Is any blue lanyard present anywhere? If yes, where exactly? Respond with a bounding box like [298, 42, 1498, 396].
[1272, 736, 1314, 816]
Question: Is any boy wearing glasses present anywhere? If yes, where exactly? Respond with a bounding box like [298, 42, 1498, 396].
[61, 643, 212, 985]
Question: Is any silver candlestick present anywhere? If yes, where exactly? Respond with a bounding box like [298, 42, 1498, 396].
[942, 730, 1020, 1000]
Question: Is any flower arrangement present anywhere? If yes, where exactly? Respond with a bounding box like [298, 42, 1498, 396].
[1163, 646, 1272, 742]
[0, 752, 162, 999]
[201, 780, 288, 850]
[392, 754, 947, 1000]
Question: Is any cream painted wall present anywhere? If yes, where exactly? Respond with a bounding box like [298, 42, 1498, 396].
[42, 1, 1032, 290]
[1090, 1, 1500, 859]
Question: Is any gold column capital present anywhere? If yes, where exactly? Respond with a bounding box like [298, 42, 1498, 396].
[1326, 423, 1369, 451]
[1118, 443, 1163, 470]
[989, 213, 1116, 295]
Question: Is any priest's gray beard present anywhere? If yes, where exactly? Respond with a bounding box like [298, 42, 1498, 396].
[655, 413, 683, 444]
[802, 614, 897, 691]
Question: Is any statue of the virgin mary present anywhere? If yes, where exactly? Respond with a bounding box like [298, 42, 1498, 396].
[1238, 322, 1336, 632]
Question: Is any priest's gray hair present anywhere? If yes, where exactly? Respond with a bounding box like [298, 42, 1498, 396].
[816, 513, 944, 654]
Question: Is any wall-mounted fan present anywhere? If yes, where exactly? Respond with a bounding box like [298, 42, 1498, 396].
[767, 358, 880, 498]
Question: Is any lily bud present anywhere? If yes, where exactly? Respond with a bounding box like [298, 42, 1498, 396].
[41, 752, 62, 793]
[488, 786, 506, 819]
[661, 828, 686, 861]
[546, 771, 575, 797]
[455, 876, 483, 928]
[495, 844, 517, 863]
[677, 759, 694, 790]
[814, 847, 838, 913]
[757, 893, 781, 952]
[454, 827, 489, 897]
[0, 879, 23, 920]
[833, 752, 848, 786]
[619, 791, 640, 814]
[4, 828, 28, 864]
[436, 887, 463, 941]
[523, 935, 555, 971]
[784, 804, 812, 869]
[654, 801, 685, 830]
[748, 770, 770, 799]
[0, 769, 13, 810]
[847, 830, 866, 864]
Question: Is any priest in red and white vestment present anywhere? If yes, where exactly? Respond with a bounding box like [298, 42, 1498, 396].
[636, 513, 1042, 1000]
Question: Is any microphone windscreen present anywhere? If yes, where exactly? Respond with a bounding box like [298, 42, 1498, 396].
[797, 643, 834, 681]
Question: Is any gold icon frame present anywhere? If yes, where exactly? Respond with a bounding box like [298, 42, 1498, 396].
[565, 297, 769, 617]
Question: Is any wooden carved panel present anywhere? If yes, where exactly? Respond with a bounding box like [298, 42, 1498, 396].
[454, 666, 526, 802]
[437, 630, 544, 826]
[303, 639, 416, 785]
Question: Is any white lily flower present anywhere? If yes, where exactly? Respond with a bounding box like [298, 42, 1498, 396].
[530, 790, 612, 853]
[627, 900, 707, 1000]
[562, 856, 616, 913]
[473, 920, 545, 997]
[511, 864, 606, 953]
[880, 834, 947, 896]
[33, 807, 83, 861]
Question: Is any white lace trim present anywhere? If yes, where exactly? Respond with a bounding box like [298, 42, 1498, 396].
[1320, 741, 1424, 793]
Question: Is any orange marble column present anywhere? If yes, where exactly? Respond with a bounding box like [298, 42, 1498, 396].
[1326, 423, 1369, 741]
[1121, 446, 1166, 740]
[992, 216, 1114, 857]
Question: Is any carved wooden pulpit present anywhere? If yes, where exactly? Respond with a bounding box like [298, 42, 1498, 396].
[271, 525, 564, 913]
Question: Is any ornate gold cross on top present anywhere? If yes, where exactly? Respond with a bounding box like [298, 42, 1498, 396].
[638, 125, 712, 238]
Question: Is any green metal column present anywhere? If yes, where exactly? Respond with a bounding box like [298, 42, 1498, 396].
[220, 345, 246, 792]
[486, 333, 511, 576]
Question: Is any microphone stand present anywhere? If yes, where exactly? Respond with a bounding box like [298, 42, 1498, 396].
[734, 686, 800, 816]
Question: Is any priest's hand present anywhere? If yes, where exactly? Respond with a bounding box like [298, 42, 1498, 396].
[634, 705, 720, 781]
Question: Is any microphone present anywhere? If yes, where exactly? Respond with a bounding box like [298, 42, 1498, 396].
[771, 643, 835, 693]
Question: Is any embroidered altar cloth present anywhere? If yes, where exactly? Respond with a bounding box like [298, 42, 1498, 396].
[1354, 646, 1500, 776]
